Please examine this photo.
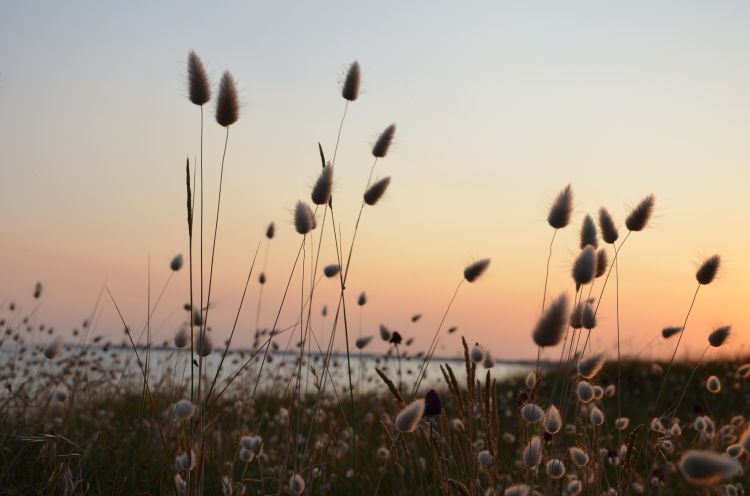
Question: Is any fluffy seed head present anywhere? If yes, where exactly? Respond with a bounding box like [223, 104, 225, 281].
[578, 354, 605, 379]
[470, 344, 484, 363]
[187, 51, 211, 106]
[598, 207, 619, 244]
[590, 406, 605, 425]
[195, 331, 213, 357]
[615, 417, 630, 430]
[358, 292, 367, 306]
[708, 326, 731, 347]
[595, 248, 608, 278]
[521, 403, 545, 423]
[662, 326, 683, 339]
[54, 389, 68, 402]
[478, 450, 493, 467]
[44, 338, 61, 359]
[464, 258, 491, 282]
[311, 166, 334, 205]
[533, 293, 569, 347]
[577, 381, 594, 403]
[289, 474, 305, 495]
[364, 177, 391, 206]
[294, 201, 315, 235]
[625, 194, 655, 232]
[706, 376, 721, 393]
[395, 399, 425, 433]
[546, 459, 566, 479]
[573, 245, 597, 287]
[259, 272, 266, 285]
[696, 255, 721, 285]
[727, 444, 743, 458]
[215, 71, 239, 127]
[342, 61, 361, 101]
[33, 282, 42, 299]
[323, 264, 341, 278]
[379, 324, 391, 341]
[266, 222, 275, 239]
[522, 436, 542, 467]
[581, 302, 597, 330]
[569, 447, 589, 467]
[174, 399, 195, 420]
[174, 327, 188, 348]
[170, 254, 184, 271]
[545, 405, 562, 434]
[570, 302, 584, 329]
[372, 124, 396, 158]
[525, 371, 537, 389]
[580, 215, 598, 249]
[355, 336, 372, 349]
[567, 480, 582, 494]
[240, 435, 263, 453]
[547, 184, 573, 229]
[678, 450, 742, 485]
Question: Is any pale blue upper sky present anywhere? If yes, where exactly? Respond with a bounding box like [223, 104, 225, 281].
[2, 1, 749, 358]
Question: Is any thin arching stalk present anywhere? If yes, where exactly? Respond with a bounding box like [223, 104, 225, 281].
[652, 283, 702, 413]
[668, 345, 710, 417]
[197, 126, 230, 412]
[541, 228, 558, 312]
[410, 278, 465, 400]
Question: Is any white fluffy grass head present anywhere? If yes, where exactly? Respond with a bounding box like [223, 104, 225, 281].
[708, 325, 731, 348]
[615, 417, 630, 431]
[311, 166, 334, 205]
[240, 434, 263, 453]
[590, 406, 605, 426]
[341, 61, 361, 101]
[545, 404, 562, 434]
[504, 484, 531, 496]
[521, 403, 544, 424]
[289, 473, 305, 495]
[54, 388, 68, 402]
[696, 254, 721, 285]
[477, 449, 493, 467]
[294, 201, 316, 235]
[470, 344, 484, 363]
[625, 194, 655, 232]
[379, 324, 391, 341]
[581, 302, 596, 330]
[662, 326, 683, 339]
[598, 207, 619, 244]
[174, 399, 195, 420]
[576, 381, 594, 403]
[355, 336, 373, 349]
[174, 326, 188, 348]
[195, 331, 213, 357]
[580, 214, 598, 249]
[706, 376, 721, 394]
[464, 258, 491, 282]
[323, 263, 341, 278]
[547, 184, 573, 229]
[678, 450, 742, 485]
[546, 459, 566, 479]
[533, 293, 569, 347]
[522, 436, 542, 467]
[395, 399, 425, 433]
[44, 337, 61, 360]
[170, 254, 184, 271]
[364, 177, 391, 206]
[572, 245, 597, 288]
[372, 124, 396, 158]
[577, 354, 605, 379]
[569, 447, 589, 467]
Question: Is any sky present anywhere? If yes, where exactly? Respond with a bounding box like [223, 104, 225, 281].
[1, 1, 749, 360]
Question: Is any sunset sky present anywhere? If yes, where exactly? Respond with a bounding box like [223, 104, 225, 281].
[2, 1, 749, 360]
